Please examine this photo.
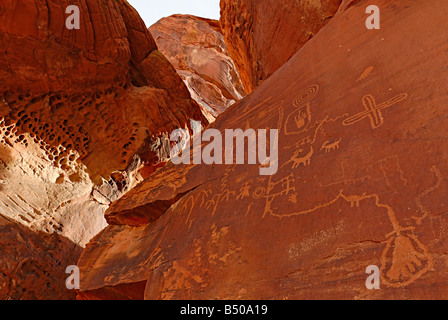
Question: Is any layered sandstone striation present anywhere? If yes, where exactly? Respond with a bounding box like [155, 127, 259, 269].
[220, 0, 342, 92]
[0, 0, 203, 299]
[78, 0, 448, 299]
[149, 15, 247, 122]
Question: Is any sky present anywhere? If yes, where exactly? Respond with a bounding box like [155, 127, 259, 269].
[127, 0, 221, 27]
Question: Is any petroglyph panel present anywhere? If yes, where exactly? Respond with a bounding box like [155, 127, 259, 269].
[78, 0, 448, 300]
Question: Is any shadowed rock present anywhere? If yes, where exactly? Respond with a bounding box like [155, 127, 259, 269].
[0, 214, 82, 300]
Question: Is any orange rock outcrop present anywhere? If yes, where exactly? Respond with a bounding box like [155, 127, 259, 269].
[220, 0, 342, 92]
[150, 15, 246, 122]
[0, 0, 204, 299]
[78, 0, 448, 299]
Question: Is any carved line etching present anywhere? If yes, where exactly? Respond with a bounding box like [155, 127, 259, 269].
[283, 114, 346, 170]
[264, 187, 433, 287]
[284, 104, 311, 136]
[316, 154, 410, 190]
[380, 232, 433, 288]
[412, 166, 443, 225]
[285, 146, 314, 168]
[182, 189, 212, 229]
[342, 93, 408, 129]
[274, 85, 430, 286]
[282, 84, 343, 170]
[284, 85, 318, 136]
[357, 66, 375, 82]
[321, 138, 341, 153]
[175, 83, 433, 288]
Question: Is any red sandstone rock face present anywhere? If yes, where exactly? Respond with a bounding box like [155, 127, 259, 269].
[0, 0, 204, 299]
[149, 15, 247, 122]
[0, 0, 204, 182]
[220, 0, 342, 92]
[78, 0, 448, 299]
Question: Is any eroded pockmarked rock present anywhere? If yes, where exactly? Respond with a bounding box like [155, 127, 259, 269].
[220, 0, 342, 92]
[78, 0, 448, 299]
[0, 0, 204, 300]
[0, 0, 204, 182]
[149, 15, 247, 122]
[0, 0, 204, 242]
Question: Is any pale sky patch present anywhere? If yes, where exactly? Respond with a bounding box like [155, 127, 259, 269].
[127, 0, 221, 27]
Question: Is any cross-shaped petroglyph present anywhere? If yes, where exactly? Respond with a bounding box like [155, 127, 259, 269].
[342, 93, 408, 129]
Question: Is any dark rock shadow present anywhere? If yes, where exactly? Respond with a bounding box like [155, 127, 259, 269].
[0, 214, 82, 300]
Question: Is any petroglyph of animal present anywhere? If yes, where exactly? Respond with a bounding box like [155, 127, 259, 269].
[287, 146, 314, 169]
[343, 193, 366, 207]
[320, 138, 342, 153]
